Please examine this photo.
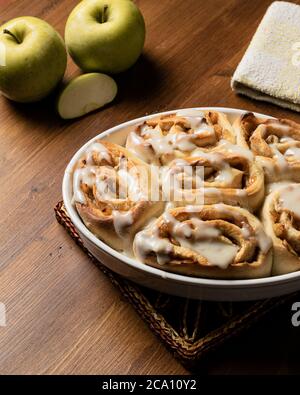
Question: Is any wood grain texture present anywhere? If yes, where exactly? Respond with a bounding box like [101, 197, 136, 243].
[1, 0, 300, 375]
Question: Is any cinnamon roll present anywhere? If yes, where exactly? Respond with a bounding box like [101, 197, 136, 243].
[262, 183, 300, 275]
[133, 204, 272, 279]
[72, 141, 164, 252]
[234, 112, 300, 182]
[126, 109, 235, 165]
[161, 149, 264, 211]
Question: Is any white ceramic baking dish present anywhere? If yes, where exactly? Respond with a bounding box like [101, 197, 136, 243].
[62, 107, 300, 301]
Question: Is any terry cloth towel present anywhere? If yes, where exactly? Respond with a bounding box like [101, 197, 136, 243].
[231, 1, 300, 112]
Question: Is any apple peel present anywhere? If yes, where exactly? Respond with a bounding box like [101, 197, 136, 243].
[57, 73, 117, 119]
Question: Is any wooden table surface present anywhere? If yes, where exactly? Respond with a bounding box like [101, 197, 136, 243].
[1, 0, 300, 375]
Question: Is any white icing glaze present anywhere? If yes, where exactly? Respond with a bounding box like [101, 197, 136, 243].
[213, 204, 271, 253]
[175, 109, 215, 136]
[162, 211, 238, 268]
[134, 229, 173, 265]
[235, 189, 248, 197]
[136, 211, 238, 268]
[134, 112, 216, 159]
[176, 109, 205, 118]
[85, 142, 111, 164]
[218, 140, 254, 161]
[256, 157, 274, 176]
[126, 131, 154, 163]
[73, 167, 96, 204]
[270, 144, 287, 170]
[178, 238, 238, 269]
[204, 187, 222, 197]
[284, 147, 300, 161]
[112, 210, 134, 238]
[163, 211, 193, 238]
[165, 202, 175, 211]
[256, 227, 272, 253]
[214, 165, 238, 186]
[184, 205, 203, 213]
[190, 150, 223, 162]
[175, 133, 199, 151]
[241, 223, 252, 238]
[278, 184, 300, 218]
[146, 128, 178, 155]
[160, 160, 204, 202]
[95, 172, 118, 201]
[213, 203, 231, 213]
[266, 182, 294, 194]
[117, 167, 142, 201]
[280, 136, 296, 143]
[163, 212, 220, 239]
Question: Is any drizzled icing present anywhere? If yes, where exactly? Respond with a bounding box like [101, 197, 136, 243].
[73, 167, 96, 204]
[179, 239, 239, 269]
[127, 111, 218, 163]
[256, 227, 272, 253]
[134, 210, 240, 269]
[214, 165, 241, 186]
[160, 159, 204, 202]
[280, 136, 296, 143]
[162, 211, 220, 239]
[139, 125, 213, 155]
[162, 150, 246, 202]
[85, 142, 111, 164]
[266, 182, 293, 194]
[175, 109, 215, 136]
[112, 210, 134, 237]
[134, 230, 173, 265]
[253, 122, 300, 176]
[134, 203, 272, 269]
[126, 131, 155, 163]
[284, 147, 300, 160]
[213, 203, 271, 253]
[270, 144, 287, 170]
[73, 140, 148, 205]
[278, 184, 300, 218]
[217, 140, 254, 161]
[73, 142, 147, 243]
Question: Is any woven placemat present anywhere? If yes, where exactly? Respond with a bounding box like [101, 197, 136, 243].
[54, 201, 295, 371]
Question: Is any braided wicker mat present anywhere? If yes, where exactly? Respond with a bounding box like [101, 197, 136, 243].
[54, 201, 295, 371]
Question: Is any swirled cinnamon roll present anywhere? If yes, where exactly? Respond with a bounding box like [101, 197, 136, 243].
[234, 112, 300, 182]
[262, 183, 300, 275]
[161, 149, 264, 211]
[133, 204, 272, 279]
[126, 109, 235, 165]
[72, 141, 164, 252]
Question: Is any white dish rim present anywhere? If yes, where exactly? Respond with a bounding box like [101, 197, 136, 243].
[62, 106, 300, 290]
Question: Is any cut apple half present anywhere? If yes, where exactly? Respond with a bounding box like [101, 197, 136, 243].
[57, 73, 117, 119]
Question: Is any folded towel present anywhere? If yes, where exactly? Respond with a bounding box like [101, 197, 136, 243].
[231, 1, 300, 112]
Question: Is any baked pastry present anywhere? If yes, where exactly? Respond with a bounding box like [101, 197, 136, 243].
[72, 140, 164, 252]
[161, 149, 264, 211]
[234, 112, 300, 182]
[126, 109, 235, 165]
[133, 204, 272, 279]
[262, 183, 300, 275]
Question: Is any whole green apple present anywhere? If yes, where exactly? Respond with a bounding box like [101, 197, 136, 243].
[0, 17, 67, 103]
[65, 0, 145, 74]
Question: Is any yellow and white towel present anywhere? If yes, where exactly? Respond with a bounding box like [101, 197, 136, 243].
[231, 1, 300, 112]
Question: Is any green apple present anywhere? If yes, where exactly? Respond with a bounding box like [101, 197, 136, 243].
[57, 73, 117, 119]
[65, 0, 145, 74]
[0, 17, 67, 103]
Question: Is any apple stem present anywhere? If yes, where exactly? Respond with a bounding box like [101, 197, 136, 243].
[3, 29, 21, 44]
[101, 5, 108, 23]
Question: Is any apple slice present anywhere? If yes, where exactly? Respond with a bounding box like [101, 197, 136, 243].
[57, 73, 117, 119]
